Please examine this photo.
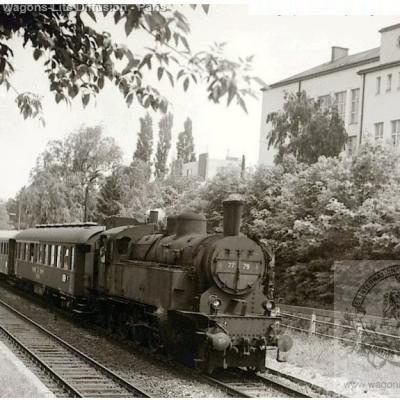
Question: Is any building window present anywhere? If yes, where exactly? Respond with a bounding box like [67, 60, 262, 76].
[387, 74, 392, 92]
[376, 76, 381, 94]
[392, 120, 400, 146]
[350, 88, 360, 124]
[318, 95, 331, 110]
[374, 122, 384, 143]
[334, 91, 346, 120]
[347, 136, 357, 155]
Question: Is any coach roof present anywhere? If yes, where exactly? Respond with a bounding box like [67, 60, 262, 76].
[15, 226, 105, 244]
[0, 230, 19, 240]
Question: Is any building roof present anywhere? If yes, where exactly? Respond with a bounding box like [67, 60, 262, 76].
[268, 47, 380, 89]
[15, 226, 105, 244]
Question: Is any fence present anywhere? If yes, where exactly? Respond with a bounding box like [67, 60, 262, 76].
[277, 304, 400, 357]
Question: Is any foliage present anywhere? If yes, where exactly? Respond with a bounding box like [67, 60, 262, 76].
[266, 91, 348, 164]
[96, 171, 124, 221]
[0, 200, 12, 229]
[156, 175, 203, 216]
[17, 125, 122, 226]
[201, 166, 247, 231]
[133, 113, 153, 167]
[154, 112, 173, 179]
[0, 6, 259, 120]
[176, 117, 196, 163]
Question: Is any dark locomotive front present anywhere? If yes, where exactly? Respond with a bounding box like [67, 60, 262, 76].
[102, 199, 286, 373]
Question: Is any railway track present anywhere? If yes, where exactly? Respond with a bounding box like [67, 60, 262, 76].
[0, 298, 149, 398]
[204, 368, 312, 397]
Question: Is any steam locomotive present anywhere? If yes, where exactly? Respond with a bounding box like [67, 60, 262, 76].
[0, 199, 289, 373]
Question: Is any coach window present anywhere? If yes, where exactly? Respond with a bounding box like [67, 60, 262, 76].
[50, 245, 56, 266]
[44, 244, 49, 265]
[37, 245, 42, 264]
[57, 246, 63, 268]
[0, 243, 3, 254]
[54, 245, 59, 267]
[63, 247, 70, 270]
[70, 247, 75, 271]
[29, 244, 35, 263]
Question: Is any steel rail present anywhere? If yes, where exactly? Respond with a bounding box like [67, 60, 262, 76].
[0, 298, 149, 398]
[0, 324, 83, 397]
[202, 369, 312, 398]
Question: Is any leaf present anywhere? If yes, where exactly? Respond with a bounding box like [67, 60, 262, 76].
[98, 75, 104, 89]
[165, 70, 174, 87]
[125, 14, 136, 36]
[237, 95, 248, 113]
[33, 48, 42, 61]
[55, 92, 63, 104]
[126, 93, 134, 107]
[227, 83, 236, 106]
[183, 77, 189, 92]
[180, 36, 190, 52]
[87, 8, 97, 22]
[177, 69, 185, 81]
[82, 93, 90, 107]
[157, 67, 164, 81]
[201, 4, 210, 14]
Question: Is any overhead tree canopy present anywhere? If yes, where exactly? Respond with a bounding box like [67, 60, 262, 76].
[0, 5, 259, 122]
[266, 91, 348, 164]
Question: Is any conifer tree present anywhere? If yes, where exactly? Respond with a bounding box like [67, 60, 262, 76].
[154, 113, 173, 179]
[176, 117, 196, 163]
[134, 113, 154, 165]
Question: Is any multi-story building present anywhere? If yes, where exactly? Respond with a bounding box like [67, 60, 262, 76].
[171, 152, 245, 181]
[259, 23, 400, 165]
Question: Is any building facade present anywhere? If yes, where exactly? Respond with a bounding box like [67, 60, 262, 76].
[171, 153, 245, 181]
[259, 23, 400, 165]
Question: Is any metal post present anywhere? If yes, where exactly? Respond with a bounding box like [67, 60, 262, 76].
[309, 311, 316, 336]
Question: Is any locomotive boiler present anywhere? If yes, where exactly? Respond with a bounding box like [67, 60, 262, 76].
[99, 199, 285, 373]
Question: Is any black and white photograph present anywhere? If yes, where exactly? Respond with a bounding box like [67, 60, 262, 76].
[0, 1, 400, 398]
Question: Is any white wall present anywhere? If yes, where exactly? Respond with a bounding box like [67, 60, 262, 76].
[363, 65, 400, 144]
[258, 61, 381, 165]
[380, 26, 400, 63]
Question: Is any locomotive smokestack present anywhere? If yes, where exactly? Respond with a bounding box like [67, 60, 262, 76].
[222, 198, 244, 236]
[148, 210, 159, 224]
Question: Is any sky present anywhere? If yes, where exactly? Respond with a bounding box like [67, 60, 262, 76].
[0, 6, 399, 199]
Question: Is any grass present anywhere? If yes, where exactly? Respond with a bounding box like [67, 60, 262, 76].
[0, 341, 53, 397]
[268, 330, 400, 397]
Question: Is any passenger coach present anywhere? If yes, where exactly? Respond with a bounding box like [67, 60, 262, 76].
[14, 224, 104, 309]
[0, 230, 19, 276]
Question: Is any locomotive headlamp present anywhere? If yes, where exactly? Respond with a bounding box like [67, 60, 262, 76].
[209, 296, 222, 311]
[262, 299, 275, 312]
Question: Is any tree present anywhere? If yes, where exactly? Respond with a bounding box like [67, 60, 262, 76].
[176, 117, 196, 163]
[0, 200, 12, 229]
[266, 91, 348, 164]
[96, 171, 124, 221]
[154, 112, 173, 179]
[18, 125, 122, 225]
[0, 6, 259, 121]
[134, 113, 153, 166]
